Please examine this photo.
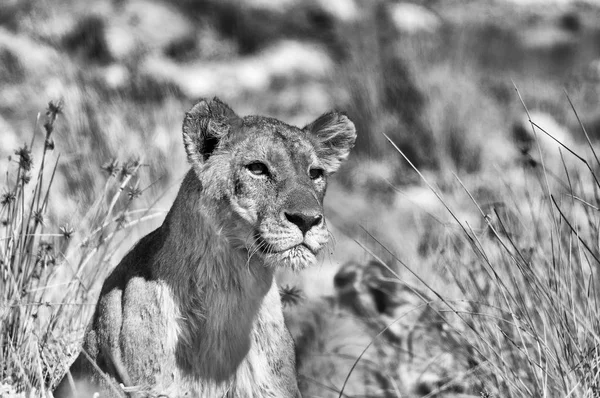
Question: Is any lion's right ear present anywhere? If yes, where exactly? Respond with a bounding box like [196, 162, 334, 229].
[182, 97, 239, 165]
[303, 111, 356, 174]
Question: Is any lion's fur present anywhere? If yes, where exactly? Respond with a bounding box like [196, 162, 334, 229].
[54, 98, 356, 397]
[286, 260, 471, 397]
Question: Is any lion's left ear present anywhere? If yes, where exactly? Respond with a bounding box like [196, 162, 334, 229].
[182, 97, 240, 166]
[303, 111, 357, 173]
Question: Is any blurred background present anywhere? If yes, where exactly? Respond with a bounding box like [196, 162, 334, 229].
[3, 0, 600, 396]
[3, 0, 600, 286]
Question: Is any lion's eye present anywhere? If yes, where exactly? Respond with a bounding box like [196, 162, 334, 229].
[247, 162, 269, 176]
[309, 168, 324, 180]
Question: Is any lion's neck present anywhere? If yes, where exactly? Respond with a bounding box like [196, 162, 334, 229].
[157, 170, 275, 383]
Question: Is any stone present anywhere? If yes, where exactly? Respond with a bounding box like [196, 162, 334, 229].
[103, 0, 195, 61]
[141, 40, 332, 99]
[388, 2, 441, 34]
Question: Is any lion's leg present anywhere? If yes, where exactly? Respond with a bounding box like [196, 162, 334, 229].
[255, 280, 302, 397]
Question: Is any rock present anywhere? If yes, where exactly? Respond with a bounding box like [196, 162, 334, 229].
[102, 63, 130, 90]
[242, 0, 296, 12]
[511, 110, 585, 186]
[117, 0, 194, 54]
[504, 0, 579, 4]
[388, 2, 441, 34]
[142, 40, 332, 98]
[519, 25, 576, 50]
[193, 25, 239, 61]
[263, 40, 332, 79]
[63, 14, 113, 64]
[513, 111, 573, 158]
[66, 0, 195, 62]
[312, 0, 359, 22]
[350, 158, 396, 193]
[103, 21, 137, 62]
[0, 27, 60, 76]
[586, 58, 600, 81]
[559, 10, 582, 32]
[240, 0, 358, 22]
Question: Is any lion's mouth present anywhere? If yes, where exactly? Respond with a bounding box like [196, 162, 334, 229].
[252, 234, 319, 271]
[252, 233, 317, 256]
[299, 242, 317, 255]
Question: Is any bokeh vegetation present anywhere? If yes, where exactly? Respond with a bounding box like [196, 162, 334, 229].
[2, 0, 600, 396]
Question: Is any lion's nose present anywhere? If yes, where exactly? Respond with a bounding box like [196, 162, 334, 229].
[284, 212, 322, 235]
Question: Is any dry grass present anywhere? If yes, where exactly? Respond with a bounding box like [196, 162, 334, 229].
[2, 1, 600, 397]
[373, 90, 600, 396]
[0, 102, 166, 395]
[289, 86, 600, 396]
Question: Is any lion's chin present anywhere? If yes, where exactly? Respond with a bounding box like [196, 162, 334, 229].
[263, 245, 317, 272]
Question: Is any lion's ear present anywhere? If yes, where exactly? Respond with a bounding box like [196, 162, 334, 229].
[303, 111, 356, 173]
[182, 97, 239, 165]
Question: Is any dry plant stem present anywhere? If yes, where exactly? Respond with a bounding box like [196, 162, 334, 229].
[382, 133, 555, 395]
[26, 156, 60, 278]
[298, 374, 350, 397]
[384, 133, 519, 306]
[24, 110, 58, 274]
[73, 164, 139, 282]
[336, 290, 431, 398]
[79, 349, 127, 398]
[513, 83, 557, 234]
[551, 196, 600, 268]
[100, 171, 135, 228]
[420, 362, 483, 398]
[74, 211, 163, 281]
[0, 102, 168, 392]
[529, 120, 600, 190]
[357, 233, 531, 395]
[564, 89, 600, 171]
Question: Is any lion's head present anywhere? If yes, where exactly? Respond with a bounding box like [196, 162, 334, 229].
[181, 97, 356, 271]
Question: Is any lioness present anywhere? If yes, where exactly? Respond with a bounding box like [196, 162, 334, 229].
[287, 260, 471, 397]
[54, 98, 356, 397]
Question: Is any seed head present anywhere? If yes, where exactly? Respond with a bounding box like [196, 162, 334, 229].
[1, 191, 16, 207]
[101, 159, 120, 177]
[127, 183, 142, 201]
[44, 121, 53, 135]
[15, 145, 33, 171]
[115, 213, 129, 230]
[36, 241, 56, 271]
[45, 138, 55, 151]
[33, 210, 45, 226]
[60, 224, 74, 240]
[44, 100, 62, 140]
[47, 100, 63, 117]
[20, 173, 31, 185]
[280, 285, 304, 307]
[120, 158, 140, 180]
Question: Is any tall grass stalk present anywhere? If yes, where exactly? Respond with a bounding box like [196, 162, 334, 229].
[0, 102, 164, 394]
[375, 92, 600, 397]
